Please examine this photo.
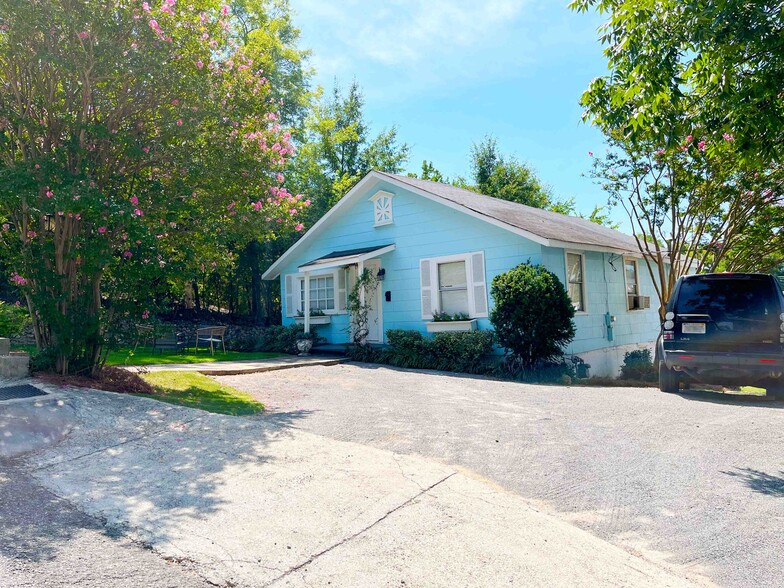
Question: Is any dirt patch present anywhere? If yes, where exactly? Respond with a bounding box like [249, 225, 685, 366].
[36, 366, 154, 395]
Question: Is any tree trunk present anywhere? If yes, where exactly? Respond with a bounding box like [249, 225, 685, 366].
[248, 240, 262, 323]
[193, 280, 201, 311]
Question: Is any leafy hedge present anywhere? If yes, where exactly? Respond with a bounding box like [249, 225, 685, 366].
[619, 349, 657, 382]
[348, 329, 495, 374]
[0, 301, 30, 338]
[256, 324, 325, 355]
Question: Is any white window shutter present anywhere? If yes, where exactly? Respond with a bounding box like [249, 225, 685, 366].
[337, 268, 347, 312]
[470, 252, 488, 317]
[420, 259, 434, 319]
[284, 275, 295, 317]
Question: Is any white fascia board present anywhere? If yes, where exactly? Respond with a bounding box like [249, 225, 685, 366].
[262, 173, 384, 280]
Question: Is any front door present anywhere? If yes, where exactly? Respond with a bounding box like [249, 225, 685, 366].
[364, 259, 383, 343]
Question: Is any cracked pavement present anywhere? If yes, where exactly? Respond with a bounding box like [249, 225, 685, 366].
[3, 383, 708, 587]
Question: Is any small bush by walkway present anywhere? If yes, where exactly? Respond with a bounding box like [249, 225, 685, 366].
[140, 371, 264, 416]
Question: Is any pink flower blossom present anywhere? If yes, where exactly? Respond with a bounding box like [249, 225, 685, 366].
[10, 272, 28, 286]
[698, 141, 706, 151]
[176, 119, 183, 126]
[134, 208, 144, 216]
[142, 2, 151, 11]
[685, 135, 693, 143]
[45, 190, 53, 198]
[142, 146, 150, 153]
[130, 196, 139, 205]
[142, 310, 150, 319]
[295, 223, 304, 232]
[1, 223, 8, 231]
[723, 133, 734, 142]
[221, 4, 229, 15]
[98, 226, 107, 234]
[78, 31, 89, 39]
[123, 251, 133, 258]
[588, 151, 593, 157]
[196, 59, 204, 69]
[148, 19, 163, 38]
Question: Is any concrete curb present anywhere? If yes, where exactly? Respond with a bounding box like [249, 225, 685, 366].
[124, 357, 347, 376]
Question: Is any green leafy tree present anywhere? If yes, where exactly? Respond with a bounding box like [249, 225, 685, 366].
[572, 0, 784, 301]
[588, 133, 784, 314]
[490, 263, 576, 368]
[569, 0, 784, 164]
[470, 137, 553, 209]
[468, 136, 616, 225]
[0, 0, 307, 374]
[412, 160, 446, 183]
[289, 81, 410, 225]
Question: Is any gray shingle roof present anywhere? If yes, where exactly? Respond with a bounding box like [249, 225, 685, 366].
[378, 172, 641, 254]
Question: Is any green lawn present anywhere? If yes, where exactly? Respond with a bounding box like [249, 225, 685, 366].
[106, 348, 282, 366]
[10, 344, 284, 366]
[140, 370, 264, 415]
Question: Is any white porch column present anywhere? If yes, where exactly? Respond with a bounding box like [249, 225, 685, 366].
[303, 271, 311, 334]
[357, 260, 365, 308]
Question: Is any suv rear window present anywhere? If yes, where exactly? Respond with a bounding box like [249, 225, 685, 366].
[676, 276, 780, 319]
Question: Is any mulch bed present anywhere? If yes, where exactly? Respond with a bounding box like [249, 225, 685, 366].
[36, 366, 154, 395]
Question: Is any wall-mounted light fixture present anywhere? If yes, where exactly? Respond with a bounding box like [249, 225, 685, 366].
[376, 268, 386, 281]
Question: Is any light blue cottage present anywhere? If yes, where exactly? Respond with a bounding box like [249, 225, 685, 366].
[263, 171, 665, 376]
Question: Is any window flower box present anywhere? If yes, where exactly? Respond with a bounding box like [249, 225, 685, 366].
[426, 319, 477, 333]
[295, 315, 332, 325]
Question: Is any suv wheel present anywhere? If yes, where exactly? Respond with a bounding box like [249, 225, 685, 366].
[659, 361, 679, 393]
[766, 383, 784, 401]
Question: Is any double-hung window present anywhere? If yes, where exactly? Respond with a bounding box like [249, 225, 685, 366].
[438, 261, 470, 315]
[566, 252, 585, 312]
[300, 274, 335, 312]
[625, 258, 639, 310]
[419, 252, 488, 320]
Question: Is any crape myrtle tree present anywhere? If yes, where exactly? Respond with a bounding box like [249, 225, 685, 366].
[589, 132, 784, 315]
[571, 0, 784, 314]
[0, 0, 308, 374]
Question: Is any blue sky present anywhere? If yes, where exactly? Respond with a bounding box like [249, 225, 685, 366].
[288, 0, 614, 220]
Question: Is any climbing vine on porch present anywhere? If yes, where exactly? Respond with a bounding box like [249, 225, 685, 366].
[346, 268, 379, 345]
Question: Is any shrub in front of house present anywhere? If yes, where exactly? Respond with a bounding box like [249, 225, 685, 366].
[0, 301, 30, 338]
[257, 324, 325, 355]
[619, 349, 657, 382]
[347, 329, 495, 374]
[490, 262, 575, 368]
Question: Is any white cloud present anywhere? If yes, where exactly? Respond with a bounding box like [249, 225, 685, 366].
[289, 0, 604, 106]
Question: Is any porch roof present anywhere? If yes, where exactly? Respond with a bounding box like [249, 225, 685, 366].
[298, 243, 395, 273]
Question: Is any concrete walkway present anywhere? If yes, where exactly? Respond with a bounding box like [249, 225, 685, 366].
[14, 387, 706, 588]
[128, 355, 345, 376]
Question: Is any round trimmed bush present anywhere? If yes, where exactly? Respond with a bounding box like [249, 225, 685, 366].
[490, 262, 576, 367]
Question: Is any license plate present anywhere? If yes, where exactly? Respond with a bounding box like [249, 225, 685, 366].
[682, 323, 706, 335]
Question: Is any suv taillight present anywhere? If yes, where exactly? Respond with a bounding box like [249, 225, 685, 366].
[663, 331, 674, 340]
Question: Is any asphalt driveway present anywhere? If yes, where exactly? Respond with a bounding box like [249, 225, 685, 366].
[221, 363, 784, 588]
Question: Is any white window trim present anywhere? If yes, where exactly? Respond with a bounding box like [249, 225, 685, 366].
[564, 250, 588, 314]
[420, 251, 488, 320]
[369, 190, 394, 227]
[623, 257, 642, 311]
[293, 268, 346, 316]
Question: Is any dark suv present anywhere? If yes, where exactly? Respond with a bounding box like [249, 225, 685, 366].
[658, 273, 784, 399]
